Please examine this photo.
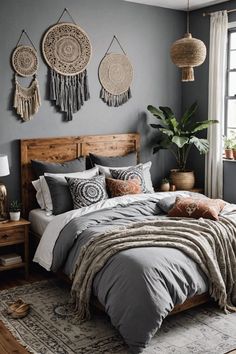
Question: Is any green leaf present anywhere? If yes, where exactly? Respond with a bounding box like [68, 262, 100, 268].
[190, 137, 209, 154]
[159, 128, 174, 137]
[169, 117, 179, 133]
[181, 102, 198, 127]
[159, 106, 174, 119]
[191, 120, 218, 133]
[172, 136, 189, 148]
[147, 105, 166, 120]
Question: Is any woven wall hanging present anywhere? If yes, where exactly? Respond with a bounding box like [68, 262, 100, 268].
[42, 8, 92, 121]
[11, 30, 41, 121]
[98, 36, 133, 107]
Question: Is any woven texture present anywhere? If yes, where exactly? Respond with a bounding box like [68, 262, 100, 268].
[99, 53, 133, 107]
[12, 45, 38, 77]
[72, 216, 236, 322]
[2, 280, 236, 354]
[42, 22, 92, 76]
[170, 33, 206, 82]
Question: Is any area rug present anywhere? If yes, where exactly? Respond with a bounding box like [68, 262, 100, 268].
[1, 279, 236, 354]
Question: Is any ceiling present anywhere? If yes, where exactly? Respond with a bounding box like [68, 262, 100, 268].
[124, 0, 229, 11]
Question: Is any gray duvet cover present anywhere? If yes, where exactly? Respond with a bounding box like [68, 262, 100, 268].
[51, 198, 208, 353]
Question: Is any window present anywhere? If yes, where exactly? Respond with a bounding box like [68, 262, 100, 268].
[225, 29, 236, 137]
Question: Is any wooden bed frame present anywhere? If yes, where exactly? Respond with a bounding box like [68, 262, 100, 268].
[20, 133, 210, 315]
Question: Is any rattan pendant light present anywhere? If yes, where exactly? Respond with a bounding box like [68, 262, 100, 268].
[170, 0, 206, 82]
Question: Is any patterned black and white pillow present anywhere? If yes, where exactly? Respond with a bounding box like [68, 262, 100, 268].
[110, 165, 147, 193]
[66, 175, 108, 209]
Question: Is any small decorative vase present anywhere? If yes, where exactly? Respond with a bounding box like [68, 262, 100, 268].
[160, 182, 170, 192]
[225, 149, 233, 159]
[10, 212, 20, 221]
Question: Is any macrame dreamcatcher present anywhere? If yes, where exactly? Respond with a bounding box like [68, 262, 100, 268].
[98, 35, 133, 107]
[42, 8, 92, 121]
[11, 30, 41, 121]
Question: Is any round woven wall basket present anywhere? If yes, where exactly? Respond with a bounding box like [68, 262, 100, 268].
[12, 45, 38, 77]
[170, 33, 206, 82]
[42, 22, 92, 76]
[99, 53, 133, 95]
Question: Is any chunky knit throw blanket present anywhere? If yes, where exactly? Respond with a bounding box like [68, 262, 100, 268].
[71, 217, 236, 321]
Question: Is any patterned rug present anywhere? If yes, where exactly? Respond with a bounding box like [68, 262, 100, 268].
[0, 279, 236, 354]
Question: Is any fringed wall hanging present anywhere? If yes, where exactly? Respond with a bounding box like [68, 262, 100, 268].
[98, 35, 133, 107]
[11, 30, 41, 121]
[42, 8, 92, 121]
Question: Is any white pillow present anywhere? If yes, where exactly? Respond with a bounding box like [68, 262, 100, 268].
[32, 179, 46, 209]
[32, 167, 99, 211]
[96, 161, 154, 193]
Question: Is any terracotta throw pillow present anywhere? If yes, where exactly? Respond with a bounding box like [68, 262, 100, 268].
[106, 178, 142, 197]
[168, 197, 226, 220]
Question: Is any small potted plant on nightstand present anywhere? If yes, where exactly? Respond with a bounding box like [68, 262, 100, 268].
[160, 178, 170, 191]
[9, 200, 21, 221]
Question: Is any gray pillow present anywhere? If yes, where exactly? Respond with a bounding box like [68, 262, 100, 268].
[31, 158, 85, 178]
[89, 152, 137, 168]
[156, 195, 177, 213]
[66, 175, 108, 209]
[45, 176, 73, 215]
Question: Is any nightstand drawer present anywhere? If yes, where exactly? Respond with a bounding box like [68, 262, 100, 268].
[0, 227, 24, 245]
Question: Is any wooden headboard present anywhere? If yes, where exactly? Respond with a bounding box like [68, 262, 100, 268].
[21, 133, 140, 217]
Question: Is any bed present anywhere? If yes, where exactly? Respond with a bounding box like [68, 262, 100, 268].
[21, 133, 220, 353]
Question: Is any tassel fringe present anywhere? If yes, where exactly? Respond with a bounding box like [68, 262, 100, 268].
[49, 68, 90, 121]
[13, 77, 41, 121]
[100, 87, 131, 107]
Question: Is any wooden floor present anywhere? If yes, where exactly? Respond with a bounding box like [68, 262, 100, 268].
[0, 267, 53, 354]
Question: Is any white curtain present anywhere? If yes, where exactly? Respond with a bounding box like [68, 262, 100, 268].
[205, 11, 228, 199]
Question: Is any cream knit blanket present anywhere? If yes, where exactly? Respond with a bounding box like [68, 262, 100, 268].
[71, 216, 236, 321]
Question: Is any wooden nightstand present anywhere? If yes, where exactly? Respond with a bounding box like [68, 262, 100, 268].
[0, 218, 30, 279]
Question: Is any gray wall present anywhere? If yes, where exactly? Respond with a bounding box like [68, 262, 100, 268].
[182, 1, 236, 198]
[0, 0, 184, 202]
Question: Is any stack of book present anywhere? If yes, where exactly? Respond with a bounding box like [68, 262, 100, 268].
[0, 253, 22, 266]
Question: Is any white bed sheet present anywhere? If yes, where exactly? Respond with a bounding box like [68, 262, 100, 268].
[29, 209, 54, 237]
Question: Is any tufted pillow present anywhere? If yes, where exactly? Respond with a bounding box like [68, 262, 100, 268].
[66, 175, 108, 209]
[168, 197, 226, 220]
[106, 178, 142, 198]
[110, 165, 147, 193]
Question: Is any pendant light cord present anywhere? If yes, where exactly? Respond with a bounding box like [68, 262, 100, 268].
[187, 0, 190, 34]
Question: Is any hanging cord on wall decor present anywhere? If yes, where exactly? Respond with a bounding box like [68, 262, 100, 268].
[56, 8, 76, 24]
[105, 35, 127, 55]
[15, 29, 37, 51]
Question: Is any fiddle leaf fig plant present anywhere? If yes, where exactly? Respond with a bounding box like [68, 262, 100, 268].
[147, 102, 218, 171]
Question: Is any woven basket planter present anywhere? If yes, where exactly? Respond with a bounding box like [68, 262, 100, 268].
[170, 170, 195, 190]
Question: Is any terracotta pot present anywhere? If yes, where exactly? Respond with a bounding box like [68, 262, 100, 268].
[160, 182, 170, 192]
[233, 149, 236, 160]
[225, 149, 233, 159]
[170, 169, 195, 190]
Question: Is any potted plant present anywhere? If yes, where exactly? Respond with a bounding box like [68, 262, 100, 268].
[233, 144, 236, 160]
[224, 136, 234, 159]
[147, 102, 218, 190]
[160, 178, 170, 191]
[9, 200, 21, 221]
